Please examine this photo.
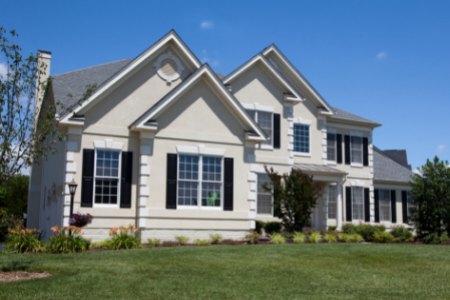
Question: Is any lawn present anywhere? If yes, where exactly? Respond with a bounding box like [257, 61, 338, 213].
[1, 244, 449, 299]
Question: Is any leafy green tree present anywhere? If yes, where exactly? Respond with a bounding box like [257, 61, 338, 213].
[0, 174, 29, 216]
[263, 167, 323, 232]
[409, 156, 450, 237]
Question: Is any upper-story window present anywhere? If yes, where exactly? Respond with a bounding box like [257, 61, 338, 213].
[246, 110, 272, 146]
[95, 150, 121, 206]
[293, 124, 310, 153]
[327, 133, 336, 161]
[351, 136, 363, 164]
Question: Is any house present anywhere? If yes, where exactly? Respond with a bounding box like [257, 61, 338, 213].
[27, 30, 414, 241]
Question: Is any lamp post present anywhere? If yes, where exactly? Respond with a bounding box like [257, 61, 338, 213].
[68, 180, 78, 230]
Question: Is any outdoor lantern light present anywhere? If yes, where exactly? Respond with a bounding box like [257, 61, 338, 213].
[68, 179, 78, 217]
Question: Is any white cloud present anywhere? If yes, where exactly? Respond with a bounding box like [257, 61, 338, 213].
[377, 51, 387, 60]
[212, 60, 219, 67]
[437, 145, 448, 153]
[200, 21, 214, 29]
[0, 62, 8, 78]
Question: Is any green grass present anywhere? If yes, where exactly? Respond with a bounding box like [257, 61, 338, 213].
[1, 244, 450, 299]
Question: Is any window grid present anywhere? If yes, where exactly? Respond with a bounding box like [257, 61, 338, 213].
[351, 136, 363, 164]
[94, 150, 121, 206]
[352, 187, 364, 220]
[379, 189, 391, 222]
[257, 173, 272, 215]
[293, 124, 310, 153]
[246, 109, 273, 146]
[327, 133, 336, 161]
[328, 185, 337, 219]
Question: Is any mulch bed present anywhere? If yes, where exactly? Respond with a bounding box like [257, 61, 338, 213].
[0, 272, 52, 282]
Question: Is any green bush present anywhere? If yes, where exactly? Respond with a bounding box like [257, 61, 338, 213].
[338, 233, 351, 243]
[281, 231, 293, 241]
[356, 224, 386, 241]
[148, 238, 161, 247]
[328, 226, 337, 231]
[309, 232, 322, 243]
[194, 239, 210, 246]
[108, 225, 141, 250]
[293, 232, 306, 243]
[390, 226, 413, 242]
[324, 233, 338, 243]
[264, 221, 282, 235]
[245, 231, 260, 244]
[342, 223, 357, 234]
[6, 226, 42, 253]
[255, 220, 265, 234]
[423, 233, 449, 244]
[0, 211, 24, 242]
[350, 234, 364, 243]
[46, 226, 91, 253]
[269, 233, 285, 244]
[373, 232, 394, 243]
[209, 234, 223, 244]
[92, 240, 111, 250]
[175, 236, 190, 245]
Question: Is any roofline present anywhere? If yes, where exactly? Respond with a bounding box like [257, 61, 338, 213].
[373, 146, 415, 173]
[327, 117, 382, 128]
[51, 59, 132, 78]
[59, 30, 202, 125]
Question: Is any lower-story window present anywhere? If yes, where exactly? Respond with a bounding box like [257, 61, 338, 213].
[328, 185, 337, 219]
[379, 189, 391, 221]
[177, 155, 222, 208]
[352, 187, 364, 220]
[94, 150, 121, 205]
[257, 173, 272, 215]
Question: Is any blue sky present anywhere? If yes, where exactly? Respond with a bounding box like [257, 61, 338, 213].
[2, 0, 449, 170]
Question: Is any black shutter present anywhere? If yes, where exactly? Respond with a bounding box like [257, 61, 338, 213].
[363, 137, 369, 166]
[224, 157, 234, 211]
[81, 149, 95, 207]
[120, 151, 133, 208]
[166, 153, 177, 209]
[336, 134, 342, 164]
[401, 191, 408, 224]
[364, 188, 370, 222]
[273, 113, 281, 149]
[345, 186, 352, 221]
[344, 135, 350, 165]
[391, 190, 397, 223]
[374, 189, 380, 223]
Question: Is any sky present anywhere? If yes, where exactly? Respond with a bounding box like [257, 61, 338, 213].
[1, 0, 449, 170]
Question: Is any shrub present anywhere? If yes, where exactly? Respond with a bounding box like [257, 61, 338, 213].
[92, 240, 111, 250]
[194, 239, 210, 246]
[281, 231, 293, 241]
[0, 212, 24, 242]
[108, 225, 141, 250]
[342, 223, 357, 234]
[293, 232, 306, 243]
[328, 226, 337, 231]
[209, 234, 223, 244]
[255, 220, 265, 235]
[390, 226, 413, 242]
[309, 232, 322, 243]
[324, 232, 338, 243]
[338, 233, 351, 243]
[222, 239, 239, 245]
[69, 213, 93, 228]
[423, 233, 449, 244]
[302, 227, 314, 236]
[6, 226, 41, 253]
[356, 224, 386, 241]
[148, 238, 161, 247]
[245, 231, 260, 244]
[350, 234, 364, 243]
[269, 233, 285, 244]
[46, 225, 91, 253]
[373, 232, 394, 243]
[175, 236, 190, 245]
[264, 221, 282, 235]
[162, 241, 179, 247]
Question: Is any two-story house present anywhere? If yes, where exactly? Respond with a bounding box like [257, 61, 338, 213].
[27, 30, 414, 241]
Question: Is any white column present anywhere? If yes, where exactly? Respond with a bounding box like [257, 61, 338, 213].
[137, 132, 153, 229]
[337, 185, 343, 229]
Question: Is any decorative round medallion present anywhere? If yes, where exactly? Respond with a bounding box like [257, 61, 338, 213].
[154, 51, 185, 82]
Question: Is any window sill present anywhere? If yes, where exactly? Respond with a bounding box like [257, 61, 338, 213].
[294, 152, 311, 157]
[256, 214, 274, 217]
[93, 204, 120, 209]
[260, 144, 274, 151]
[351, 163, 363, 168]
[326, 160, 337, 166]
[177, 206, 222, 210]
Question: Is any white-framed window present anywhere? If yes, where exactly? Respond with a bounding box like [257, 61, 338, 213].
[257, 173, 273, 215]
[351, 136, 363, 164]
[293, 123, 310, 153]
[246, 110, 273, 146]
[352, 187, 364, 220]
[379, 189, 391, 221]
[94, 150, 121, 206]
[327, 133, 336, 161]
[328, 185, 337, 219]
[177, 154, 223, 208]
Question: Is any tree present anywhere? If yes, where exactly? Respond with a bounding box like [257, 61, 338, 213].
[409, 156, 450, 237]
[0, 27, 96, 183]
[0, 174, 29, 216]
[263, 166, 323, 232]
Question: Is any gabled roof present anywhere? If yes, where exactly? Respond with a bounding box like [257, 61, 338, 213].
[382, 150, 411, 170]
[131, 64, 268, 142]
[59, 30, 201, 125]
[262, 44, 334, 115]
[373, 146, 414, 183]
[329, 106, 381, 127]
[222, 53, 303, 102]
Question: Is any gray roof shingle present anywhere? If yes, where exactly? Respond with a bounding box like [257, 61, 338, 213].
[382, 150, 411, 170]
[329, 106, 381, 126]
[373, 146, 414, 183]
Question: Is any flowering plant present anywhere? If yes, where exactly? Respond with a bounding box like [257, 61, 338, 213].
[108, 224, 141, 250]
[69, 213, 93, 228]
[6, 226, 42, 253]
[245, 231, 260, 244]
[46, 225, 90, 253]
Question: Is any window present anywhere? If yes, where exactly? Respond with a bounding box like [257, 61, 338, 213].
[246, 110, 272, 146]
[94, 150, 121, 205]
[328, 185, 337, 219]
[257, 173, 272, 215]
[177, 155, 223, 208]
[379, 190, 391, 221]
[327, 133, 336, 161]
[293, 124, 310, 153]
[352, 187, 364, 220]
[351, 136, 362, 164]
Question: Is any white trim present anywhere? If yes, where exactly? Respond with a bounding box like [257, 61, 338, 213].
[293, 117, 312, 125]
[325, 122, 374, 132]
[241, 102, 274, 112]
[93, 139, 124, 150]
[294, 152, 311, 157]
[176, 145, 225, 156]
[40, 53, 51, 59]
[68, 127, 82, 135]
[93, 149, 122, 208]
[140, 145, 151, 155]
[350, 180, 365, 187]
[153, 51, 185, 82]
[67, 141, 77, 151]
[292, 123, 311, 156]
[351, 163, 363, 168]
[66, 163, 76, 173]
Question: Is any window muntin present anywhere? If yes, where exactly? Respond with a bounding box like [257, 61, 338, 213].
[379, 189, 391, 221]
[328, 185, 337, 219]
[257, 173, 272, 215]
[94, 150, 121, 205]
[293, 124, 310, 153]
[351, 136, 363, 164]
[327, 133, 336, 161]
[407, 192, 416, 218]
[246, 110, 273, 146]
[177, 155, 222, 208]
[352, 187, 364, 220]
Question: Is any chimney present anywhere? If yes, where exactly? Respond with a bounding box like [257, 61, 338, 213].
[35, 50, 52, 121]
